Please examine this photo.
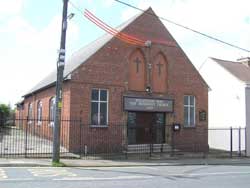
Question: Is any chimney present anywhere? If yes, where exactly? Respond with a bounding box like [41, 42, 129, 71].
[237, 57, 250, 67]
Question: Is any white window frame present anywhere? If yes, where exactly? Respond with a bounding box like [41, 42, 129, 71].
[49, 97, 56, 127]
[184, 95, 196, 127]
[37, 101, 42, 126]
[91, 89, 109, 127]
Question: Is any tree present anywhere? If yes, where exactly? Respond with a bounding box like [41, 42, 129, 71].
[0, 104, 10, 117]
[0, 103, 12, 126]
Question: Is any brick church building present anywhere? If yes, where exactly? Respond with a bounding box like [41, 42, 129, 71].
[16, 8, 209, 153]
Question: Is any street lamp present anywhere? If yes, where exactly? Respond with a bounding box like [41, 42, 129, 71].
[146, 86, 152, 94]
[67, 13, 75, 20]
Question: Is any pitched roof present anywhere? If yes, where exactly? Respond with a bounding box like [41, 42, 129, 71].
[211, 57, 250, 83]
[24, 9, 146, 97]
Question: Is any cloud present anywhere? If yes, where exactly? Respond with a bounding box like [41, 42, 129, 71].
[121, 8, 138, 21]
[1, 0, 249, 105]
[0, 0, 25, 21]
[102, 0, 115, 7]
[0, 12, 79, 105]
[120, 0, 250, 68]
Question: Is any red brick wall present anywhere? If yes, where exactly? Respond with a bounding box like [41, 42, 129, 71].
[23, 82, 71, 119]
[21, 8, 208, 153]
[69, 8, 208, 152]
[22, 82, 71, 148]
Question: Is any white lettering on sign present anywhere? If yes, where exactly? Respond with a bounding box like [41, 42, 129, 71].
[124, 97, 173, 112]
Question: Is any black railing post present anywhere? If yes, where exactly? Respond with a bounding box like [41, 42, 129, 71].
[3, 116, 6, 127]
[79, 118, 83, 158]
[239, 127, 241, 157]
[230, 127, 233, 158]
[161, 125, 165, 153]
[149, 126, 152, 158]
[245, 127, 247, 156]
[125, 124, 130, 159]
[203, 128, 208, 158]
[171, 126, 175, 156]
[25, 116, 28, 158]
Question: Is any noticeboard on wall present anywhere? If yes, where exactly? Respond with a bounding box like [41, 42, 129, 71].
[199, 110, 207, 121]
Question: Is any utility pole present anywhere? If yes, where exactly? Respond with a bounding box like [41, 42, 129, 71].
[53, 0, 69, 163]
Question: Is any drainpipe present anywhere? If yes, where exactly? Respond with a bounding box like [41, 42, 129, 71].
[245, 84, 250, 156]
[145, 40, 152, 94]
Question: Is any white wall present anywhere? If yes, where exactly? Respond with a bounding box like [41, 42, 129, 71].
[200, 58, 246, 128]
[208, 128, 245, 152]
[200, 58, 246, 151]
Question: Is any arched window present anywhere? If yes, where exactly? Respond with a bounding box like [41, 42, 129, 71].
[49, 97, 56, 125]
[128, 49, 146, 91]
[37, 101, 42, 124]
[28, 103, 33, 122]
[152, 53, 167, 93]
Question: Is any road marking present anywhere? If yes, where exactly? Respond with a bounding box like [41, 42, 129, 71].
[162, 171, 250, 178]
[28, 168, 77, 177]
[84, 166, 158, 170]
[0, 178, 33, 182]
[0, 169, 7, 179]
[54, 175, 153, 181]
[189, 171, 250, 176]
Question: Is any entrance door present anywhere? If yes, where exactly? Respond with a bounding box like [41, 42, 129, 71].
[152, 113, 165, 144]
[136, 112, 153, 144]
[127, 112, 165, 144]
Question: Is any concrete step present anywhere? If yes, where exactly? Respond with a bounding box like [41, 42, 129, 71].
[126, 143, 173, 154]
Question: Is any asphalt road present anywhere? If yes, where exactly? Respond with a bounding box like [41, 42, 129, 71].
[0, 165, 250, 188]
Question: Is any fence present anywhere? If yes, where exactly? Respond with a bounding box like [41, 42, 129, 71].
[0, 117, 247, 159]
[208, 127, 246, 157]
[0, 118, 72, 158]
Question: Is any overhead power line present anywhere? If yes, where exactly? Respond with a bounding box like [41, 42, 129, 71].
[69, 1, 176, 47]
[113, 0, 250, 53]
[84, 9, 145, 46]
[69, 1, 142, 46]
[84, 9, 178, 47]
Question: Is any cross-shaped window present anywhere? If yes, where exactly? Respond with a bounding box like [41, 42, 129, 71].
[156, 62, 163, 75]
[134, 57, 141, 73]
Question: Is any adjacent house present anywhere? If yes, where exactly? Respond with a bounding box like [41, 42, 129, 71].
[16, 8, 209, 154]
[199, 57, 249, 155]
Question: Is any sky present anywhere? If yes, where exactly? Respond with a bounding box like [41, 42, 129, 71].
[0, 0, 250, 106]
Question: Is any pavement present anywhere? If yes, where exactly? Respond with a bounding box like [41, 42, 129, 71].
[0, 157, 250, 167]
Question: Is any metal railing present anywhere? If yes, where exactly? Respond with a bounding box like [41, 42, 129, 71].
[0, 117, 247, 159]
[208, 127, 246, 158]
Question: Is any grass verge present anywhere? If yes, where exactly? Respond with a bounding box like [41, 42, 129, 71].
[52, 161, 66, 167]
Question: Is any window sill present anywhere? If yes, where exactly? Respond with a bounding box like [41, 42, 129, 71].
[90, 125, 108, 128]
[183, 125, 196, 129]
